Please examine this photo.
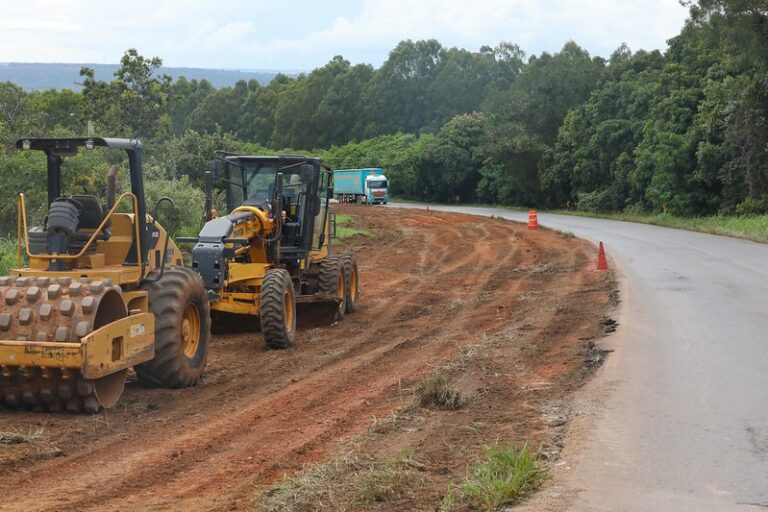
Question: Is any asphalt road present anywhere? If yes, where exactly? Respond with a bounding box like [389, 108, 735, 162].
[389, 203, 768, 511]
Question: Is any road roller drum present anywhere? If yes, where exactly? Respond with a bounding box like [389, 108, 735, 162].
[0, 276, 130, 413]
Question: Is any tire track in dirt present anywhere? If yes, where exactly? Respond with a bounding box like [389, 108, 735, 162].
[87, 215, 531, 511]
[0, 208, 599, 512]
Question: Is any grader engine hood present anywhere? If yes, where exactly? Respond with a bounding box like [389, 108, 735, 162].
[192, 212, 252, 290]
[191, 206, 275, 292]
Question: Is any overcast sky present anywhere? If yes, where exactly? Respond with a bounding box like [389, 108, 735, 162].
[0, 0, 690, 70]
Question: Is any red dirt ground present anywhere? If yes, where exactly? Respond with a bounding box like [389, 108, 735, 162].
[0, 206, 613, 511]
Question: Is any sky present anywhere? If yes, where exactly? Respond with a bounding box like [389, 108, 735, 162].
[0, 0, 691, 70]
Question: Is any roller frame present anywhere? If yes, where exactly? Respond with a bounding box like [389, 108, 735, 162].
[0, 312, 155, 379]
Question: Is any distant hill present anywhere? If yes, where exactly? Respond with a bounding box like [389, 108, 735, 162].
[0, 62, 297, 90]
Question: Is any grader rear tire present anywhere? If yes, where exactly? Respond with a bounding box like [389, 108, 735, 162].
[135, 267, 211, 388]
[260, 268, 296, 349]
[342, 254, 360, 314]
[319, 256, 346, 320]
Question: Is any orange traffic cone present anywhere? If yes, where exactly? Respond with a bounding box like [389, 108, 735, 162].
[596, 241, 608, 271]
[527, 209, 538, 230]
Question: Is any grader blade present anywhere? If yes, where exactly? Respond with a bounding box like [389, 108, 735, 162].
[296, 295, 343, 328]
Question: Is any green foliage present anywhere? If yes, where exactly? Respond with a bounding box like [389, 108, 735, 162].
[142, 175, 206, 236]
[456, 443, 548, 510]
[0, 150, 46, 230]
[0, 238, 18, 275]
[144, 130, 256, 187]
[549, 1, 768, 215]
[80, 49, 172, 139]
[2, 5, 767, 226]
[332, 213, 372, 239]
[481, 41, 605, 207]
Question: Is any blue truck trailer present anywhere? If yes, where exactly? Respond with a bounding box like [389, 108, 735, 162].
[333, 168, 389, 204]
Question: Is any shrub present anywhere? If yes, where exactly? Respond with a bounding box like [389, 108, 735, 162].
[460, 443, 548, 510]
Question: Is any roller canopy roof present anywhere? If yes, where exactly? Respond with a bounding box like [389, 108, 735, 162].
[15, 137, 143, 153]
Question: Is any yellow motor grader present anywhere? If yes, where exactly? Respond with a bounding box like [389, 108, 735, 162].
[182, 152, 359, 348]
[0, 137, 210, 413]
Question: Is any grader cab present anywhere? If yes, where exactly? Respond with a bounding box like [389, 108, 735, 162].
[185, 153, 360, 348]
[0, 137, 211, 413]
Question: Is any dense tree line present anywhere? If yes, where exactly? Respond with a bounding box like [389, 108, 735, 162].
[547, 1, 768, 215]
[0, 0, 765, 236]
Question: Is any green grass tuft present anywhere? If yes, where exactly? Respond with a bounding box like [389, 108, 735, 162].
[334, 213, 353, 225]
[333, 213, 372, 239]
[456, 443, 548, 511]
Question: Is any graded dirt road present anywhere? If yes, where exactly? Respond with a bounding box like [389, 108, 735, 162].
[0, 207, 611, 511]
[393, 203, 768, 511]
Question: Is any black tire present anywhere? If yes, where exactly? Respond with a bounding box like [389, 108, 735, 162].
[319, 256, 346, 320]
[342, 254, 360, 314]
[260, 268, 296, 349]
[135, 267, 211, 388]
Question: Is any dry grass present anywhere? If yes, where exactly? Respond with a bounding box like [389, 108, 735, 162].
[254, 450, 425, 511]
[0, 428, 44, 445]
[415, 372, 467, 410]
[523, 262, 555, 274]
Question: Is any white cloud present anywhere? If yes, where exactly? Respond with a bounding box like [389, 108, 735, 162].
[0, 0, 690, 68]
[267, 0, 690, 66]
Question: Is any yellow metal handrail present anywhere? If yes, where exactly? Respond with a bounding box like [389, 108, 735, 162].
[16, 195, 22, 268]
[17, 192, 144, 272]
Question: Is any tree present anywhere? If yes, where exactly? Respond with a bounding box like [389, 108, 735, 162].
[80, 49, 172, 139]
[168, 77, 215, 136]
[363, 39, 444, 136]
[546, 48, 666, 210]
[413, 113, 486, 202]
[0, 82, 31, 148]
[481, 42, 605, 206]
[187, 80, 249, 136]
[425, 48, 508, 131]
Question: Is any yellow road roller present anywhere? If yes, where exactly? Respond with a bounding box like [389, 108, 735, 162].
[0, 137, 210, 413]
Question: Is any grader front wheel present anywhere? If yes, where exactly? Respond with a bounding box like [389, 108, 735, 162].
[260, 268, 296, 349]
